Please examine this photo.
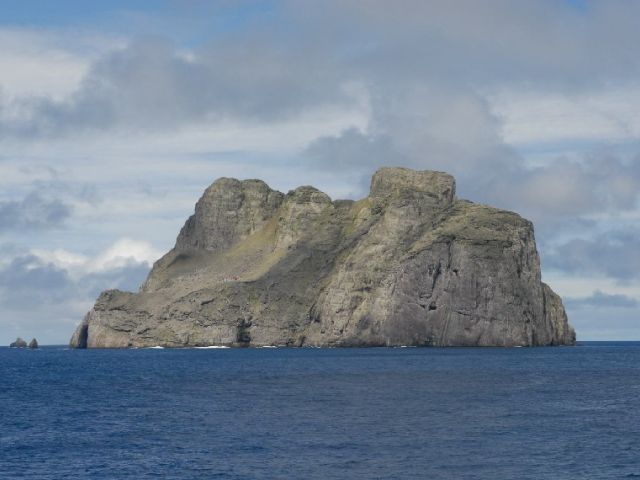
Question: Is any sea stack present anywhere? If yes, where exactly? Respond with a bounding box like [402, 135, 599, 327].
[70, 167, 575, 348]
[28, 338, 38, 349]
[10, 337, 28, 348]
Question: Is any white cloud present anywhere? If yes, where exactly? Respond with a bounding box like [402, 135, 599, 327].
[0, 243, 155, 344]
[542, 273, 640, 300]
[489, 85, 640, 147]
[0, 28, 123, 100]
[29, 248, 88, 272]
[31, 237, 162, 279]
[92, 238, 162, 271]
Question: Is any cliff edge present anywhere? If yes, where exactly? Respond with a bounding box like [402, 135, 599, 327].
[70, 167, 575, 348]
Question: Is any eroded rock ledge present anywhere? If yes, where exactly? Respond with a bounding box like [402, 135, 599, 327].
[70, 167, 575, 348]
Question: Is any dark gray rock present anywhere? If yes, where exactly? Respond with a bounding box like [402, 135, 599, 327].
[70, 167, 575, 348]
[10, 337, 27, 348]
[28, 338, 38, 349]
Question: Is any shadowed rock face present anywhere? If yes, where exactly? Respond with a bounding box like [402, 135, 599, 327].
[70, 167, 575, 348]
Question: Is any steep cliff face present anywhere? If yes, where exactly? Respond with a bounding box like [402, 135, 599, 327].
[70, 167, 575, 348]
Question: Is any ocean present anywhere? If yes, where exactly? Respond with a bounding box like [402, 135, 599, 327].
[1, 343, 639, 479]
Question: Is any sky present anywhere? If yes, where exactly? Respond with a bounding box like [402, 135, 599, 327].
[1, 0, 639, 344]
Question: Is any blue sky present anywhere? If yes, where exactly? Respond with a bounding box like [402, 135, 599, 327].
[0, 0, 280, 44]
[0, 0, 639, 344]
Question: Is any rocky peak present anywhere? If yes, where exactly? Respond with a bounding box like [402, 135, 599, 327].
[370, 167, 456, 209]
[175, 177, 284, 253]
[285, 186, 331, 205]
[276, 186, 333, 247]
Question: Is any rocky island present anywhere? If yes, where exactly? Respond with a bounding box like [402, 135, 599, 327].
[9, 337, 37, 348]
[10, 337, 28, 348]
[70, 167, 575, 348]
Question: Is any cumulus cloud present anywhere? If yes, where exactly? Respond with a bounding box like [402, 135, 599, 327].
[545, 229, 640, 282]
[1, 35, 354, 137]
[490, 154, 640, 221]
[31, 238, 162, 278]
[300, 0, 640, 84]
[0, 257, 153, 345]
[303, 112, 640, 226]
[0, 176, 104, 234]
[4, 1, 640, 138]
[0, 192, 72, 232]
[0, 28, 98, 99]
[565, 290, 639, 309]
[300, 85, 520, 198]
[0, 238, 161, 344]
[490, 86, 640, 146]
[0, 253, 73, 307]
[29, 178, 103, 206]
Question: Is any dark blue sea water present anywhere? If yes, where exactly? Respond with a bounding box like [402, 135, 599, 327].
[1, 343, 640, 479]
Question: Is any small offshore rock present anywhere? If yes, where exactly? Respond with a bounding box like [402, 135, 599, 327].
[10, 337, 27, 348]
[28, 338, 38, 349]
